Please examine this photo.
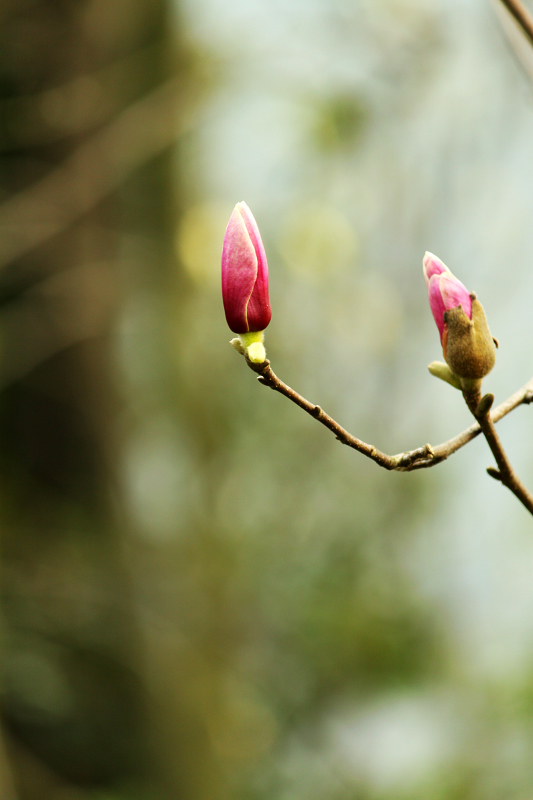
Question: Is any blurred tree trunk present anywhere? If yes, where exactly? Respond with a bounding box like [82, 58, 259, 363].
[0, 1, 198, 798]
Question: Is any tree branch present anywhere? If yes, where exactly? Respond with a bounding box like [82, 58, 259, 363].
[244, 355, 533, 473]
[465, 390, 533, 514]
[499, 0, 533, 46]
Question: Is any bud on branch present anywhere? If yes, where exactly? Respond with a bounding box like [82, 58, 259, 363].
[222, 202, 271, 363]
[423, 252, 497, 382]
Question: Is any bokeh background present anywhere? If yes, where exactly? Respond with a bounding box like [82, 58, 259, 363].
[1, 0, 533, 798]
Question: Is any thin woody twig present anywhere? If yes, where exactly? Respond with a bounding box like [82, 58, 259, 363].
[249, 358, 399, 470]
[244, 355, 533, 473]
[465, 390, 533, 514]
[499, 0, 533, 46]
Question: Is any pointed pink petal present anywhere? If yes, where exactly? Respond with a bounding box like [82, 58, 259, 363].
[439, 273, 472, 319]
[236, 202, 271, 332]
[423, 252, 449, 286]
[221, 205, 258, 333]
[427, 275, 447, 343]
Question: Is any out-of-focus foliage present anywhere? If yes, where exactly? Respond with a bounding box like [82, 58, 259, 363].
[1, 1, 533, 799]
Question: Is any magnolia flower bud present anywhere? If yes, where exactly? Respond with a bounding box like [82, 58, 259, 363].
[222, 202, 271, 335]
[423, 252, 496, 381]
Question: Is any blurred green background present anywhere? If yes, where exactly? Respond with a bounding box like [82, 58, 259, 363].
[1, 0, 533, 798]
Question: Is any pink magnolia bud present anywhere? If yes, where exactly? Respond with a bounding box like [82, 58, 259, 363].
[423, 252, 496, 381]
[222, 202, 272, 334]
[423, 252, 472, 346]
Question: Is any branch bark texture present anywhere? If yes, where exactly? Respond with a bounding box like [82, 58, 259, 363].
[499, 0, 533, 45]
[466, 390, 533, 514]
[246, 356, 533, 479]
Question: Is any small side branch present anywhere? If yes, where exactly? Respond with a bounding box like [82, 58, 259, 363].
[245, 356, 533, 474]
[252, 359, 397, 469]
[468, 390, 533, 515]
[499, 0, 533, 46]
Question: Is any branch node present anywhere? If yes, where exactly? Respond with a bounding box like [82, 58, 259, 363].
[475, 393, 495, 419]
[395, 443, 436, 469]
[241, 350, 533, 500]
[487, 466, 503, 482]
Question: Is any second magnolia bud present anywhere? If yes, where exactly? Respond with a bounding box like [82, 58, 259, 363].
[443, 294, 496, 380]
[423, 252, 496, 381]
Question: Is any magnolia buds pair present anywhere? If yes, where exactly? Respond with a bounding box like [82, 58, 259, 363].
[222, 202, 271, 363]
[423, 252, 496, 387]
[221, 207, 496, 385]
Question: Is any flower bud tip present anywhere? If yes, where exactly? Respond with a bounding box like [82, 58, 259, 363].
[222, 202, 271, 334]
[427, 361, 462, 390]
[230, 337, 245, 354]
[246, 342, 267, 363]
[423, 252, 495, 380]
